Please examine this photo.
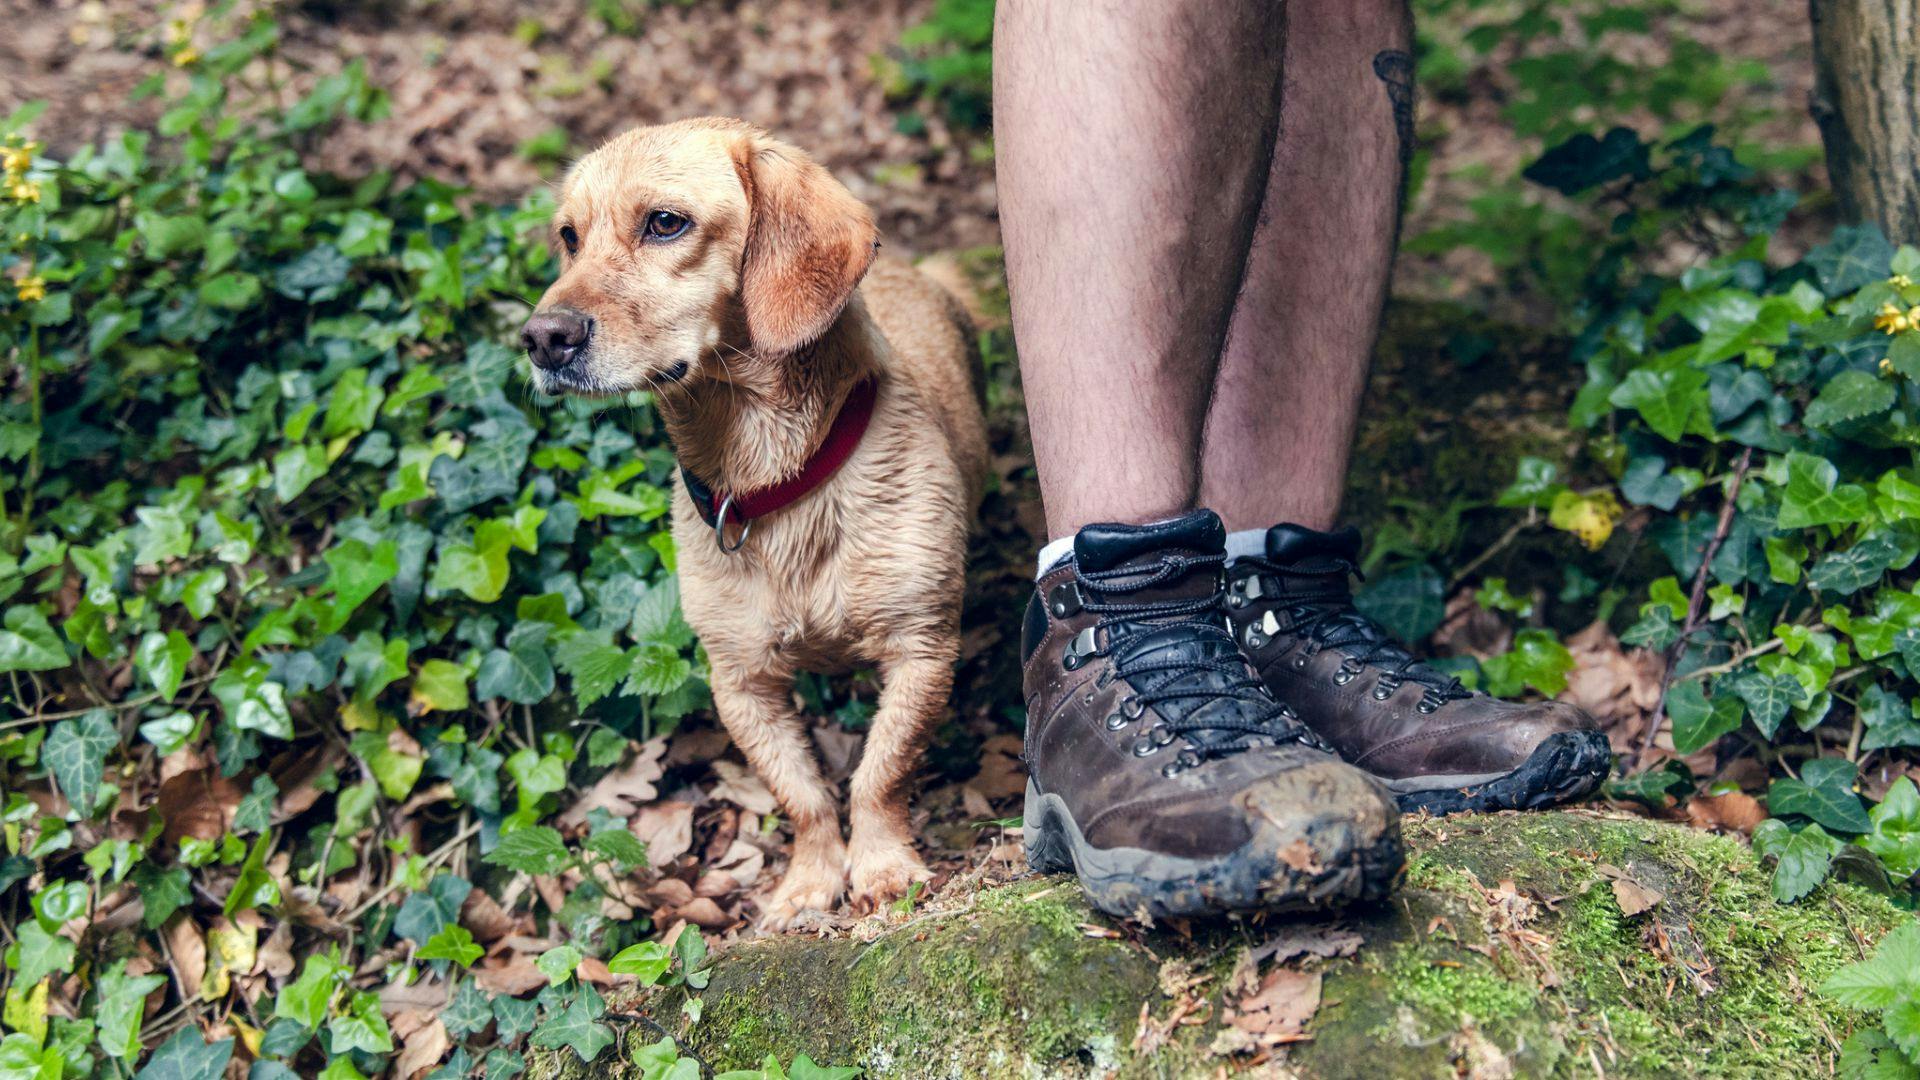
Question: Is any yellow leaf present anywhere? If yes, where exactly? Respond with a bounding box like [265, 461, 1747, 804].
[340, 699, 384, 732]
[3, 979, 48, 1044]
[1550, 490, 1623, 551]
[200, 919, 258, 1001]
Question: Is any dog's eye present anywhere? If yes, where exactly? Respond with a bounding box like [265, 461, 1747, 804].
[558, 224, 579, 255]
[644, 210, 690, 241]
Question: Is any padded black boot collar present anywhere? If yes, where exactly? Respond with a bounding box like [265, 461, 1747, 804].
[1076, 510, 1226, 572]
[1264, 523, 1362, 567]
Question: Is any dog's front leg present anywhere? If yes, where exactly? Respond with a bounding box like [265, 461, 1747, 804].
[710, 665, 847, 929]
[846, 647, 953, 911]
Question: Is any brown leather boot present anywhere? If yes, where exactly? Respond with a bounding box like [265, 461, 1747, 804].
[1224, 523, 1612, 815]
[1021, 511, 1403, 920]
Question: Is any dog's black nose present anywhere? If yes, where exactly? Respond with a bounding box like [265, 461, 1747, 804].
[521, 307, 594, 370]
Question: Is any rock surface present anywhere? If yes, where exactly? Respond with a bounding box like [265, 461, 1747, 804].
[529, 810, 1905, 1079]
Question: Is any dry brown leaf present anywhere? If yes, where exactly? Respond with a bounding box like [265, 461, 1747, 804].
[473, 953, 546, 996]
[155, 769, 241, 845]
[811, 724, 864, 784]
[631, 801, 695, 867]
[959, 785, 994, 821]
[671, 897, 733, 929]
[972, 734, 1027, 800]
[1611, 877, 1664, 918]
[1277, 839, 1322, 873]
[255, 919, 294, 979]
[709, 759, 777, 816]
[166, 916, 206, 999]
[1229, 968, 1322, 1042]
[1686, 791, 1766, 834]
[380, 981, 450, 1013]
[712, 837, 765, 889]
[1249, 923, 1364, 966]
[461, 888, 521, 944]
[558, 738, 667, 827]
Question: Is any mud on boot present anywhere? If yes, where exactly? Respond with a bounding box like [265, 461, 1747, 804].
[1225, 523, 1612, 815]
[1020, 511, 1404, 920]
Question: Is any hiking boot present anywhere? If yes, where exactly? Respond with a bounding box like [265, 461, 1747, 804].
[1020, 511, 1403, 919]
[1224, 523, 1612, 815]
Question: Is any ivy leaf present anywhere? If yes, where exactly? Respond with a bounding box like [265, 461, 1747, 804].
[1862, 686, 1920, 753]
[1353, 563, 1444, 645]
[327, 990, 395, 1054]
[1609, 366, 1708, 443]
[1478, 629, 1576, 698]
[476, 640, 555, 706]
[394, 874, 472, 946]
[419, 925, 484, 967]
[275, 953, 346, 1029]
[1521, 127, 1649, 195]
[409, 659, 469, 715]
[484, 1048, 528, 1080]
[97, 960, 168, 1060]
[232, 774, 278, 834]
[321, 538, 398, 634]
[1727, 670, 1800, 740]
[1810, 532, 1902, 596]
[135, 1029, 235, 1080]
[492, 994, 538, 1041]
[1754, 819, 1841, 903]
[1770, 770, 1873, 834]
[529, 984, 614, 1063]
[536, 944, 583, 986]
[788, 1057, 862, 1080]
[10, 921, 75, 988]
[135, 630, 195, 702]
[0, 606, 68, 672]
[483, 826, 572, 876]
[443, 980, 494, 1038]
[1807, 370, 1897, 427]
[1860, 778, 1920, 880]
[44, 709, 116, 816]
[1665, 680, 1742, 755]
[607, 941, 672, 984]
[1778, 451, 1874, 530]
[1807, 222, 1895, 294]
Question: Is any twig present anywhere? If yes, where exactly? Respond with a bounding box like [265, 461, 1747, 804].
[1637, 446, 1753, 769]
[1678, 637, 1786, 682]
[1447, 510, 1536, 592]
[340, 819, 481, 922]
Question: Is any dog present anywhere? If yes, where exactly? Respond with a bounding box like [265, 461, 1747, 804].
[520, 118, 987, 927]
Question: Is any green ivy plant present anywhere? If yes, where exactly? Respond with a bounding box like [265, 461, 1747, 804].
[0, 8, 838, 1077]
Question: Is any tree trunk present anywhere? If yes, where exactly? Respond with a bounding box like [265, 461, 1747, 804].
[1810, 0, 1920, 242]
[529, 811, 1904, 1080]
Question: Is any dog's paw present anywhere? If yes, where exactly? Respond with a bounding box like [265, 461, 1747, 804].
[758, 866, 847, 932]
[848, 842, 933, 913]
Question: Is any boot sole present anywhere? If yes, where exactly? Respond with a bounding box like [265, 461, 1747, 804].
[1022, 780, 1405, 920]
[1392, 730, 1613, 816]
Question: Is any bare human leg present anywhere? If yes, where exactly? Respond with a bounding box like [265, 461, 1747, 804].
[1199, 0, 1414, 533]
[994, 0, 1289, 540]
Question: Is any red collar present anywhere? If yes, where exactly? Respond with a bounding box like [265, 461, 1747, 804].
[680, 374, 879, 547]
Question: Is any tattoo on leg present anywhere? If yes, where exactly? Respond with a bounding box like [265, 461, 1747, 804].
[1371, 49, 1415, 167]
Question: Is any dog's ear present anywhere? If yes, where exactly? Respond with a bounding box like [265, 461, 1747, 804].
[732, 133, 879, 356]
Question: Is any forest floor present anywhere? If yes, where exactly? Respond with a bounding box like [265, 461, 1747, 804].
[2, 0, 1895, 974]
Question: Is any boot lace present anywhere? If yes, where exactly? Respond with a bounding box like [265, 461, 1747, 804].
[1239, 555, 1473, 713]
[1068, 551, 1328, 773]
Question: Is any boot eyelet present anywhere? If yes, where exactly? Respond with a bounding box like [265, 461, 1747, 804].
[1228, 594, 1247, 609]
[1105, 713, 1127, 731]
[1161, 762, 1183, 778]
[1122, 697, 1145, 720]
[1244, 626, 1267, 650]
[1289, 652, 1310, 671]
[1333, 667, 1356, 685]
[1150, 724, 1176, 747]
[1371, 681, 1396, 701]
[1063, 654, 1082, 672]
[1131, 736, 1158, 757]
[1417, 700, 1438, 714]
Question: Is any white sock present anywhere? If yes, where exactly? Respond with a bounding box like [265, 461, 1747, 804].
[1035, 535, 1076, 578]
[1224, 528, 1267, 564]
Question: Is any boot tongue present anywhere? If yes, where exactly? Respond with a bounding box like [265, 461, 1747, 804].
[1074, 511, 1225, 635]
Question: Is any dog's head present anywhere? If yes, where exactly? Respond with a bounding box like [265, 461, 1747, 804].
[521, 118, 878, 396]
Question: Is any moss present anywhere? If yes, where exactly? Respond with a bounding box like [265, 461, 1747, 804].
[533, 811, 1906, 1079]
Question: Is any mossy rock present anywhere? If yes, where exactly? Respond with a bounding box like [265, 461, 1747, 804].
[528, 811, 1904, 1079]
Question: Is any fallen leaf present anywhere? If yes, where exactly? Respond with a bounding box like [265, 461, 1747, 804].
[972, 735, 1027, 800]
[631, 800, 695, 868]
[1249, 923, 1364, 966]
[709, 759, 777, 816]
[1277, 839, 1322, 873]
[1229, 968, 1321, 1043]
[461, 888, 522, 944]
[1611, 876, 1664, 918]
[1685, 791, 1766, 834]
[558, 738, 667, 827]
[166, 916, 206, 998]
[811, 724, 864, 784]
[256, 920, 294, 979]
[155, 769, 241, 845]
[473, 953, 546, 996]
